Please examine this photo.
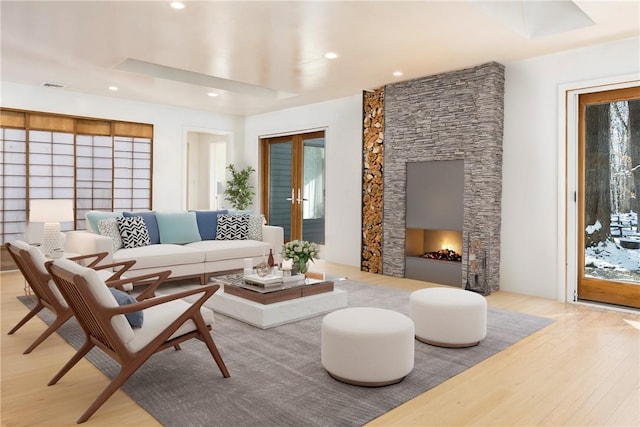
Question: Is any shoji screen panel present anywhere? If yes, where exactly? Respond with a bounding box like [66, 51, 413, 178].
[0, 128, 27, 243]
[0, 108, 153, 244]
[75, 134, 114, 230]
[28, 130, 75, 232]
[114, 136, 152, 211]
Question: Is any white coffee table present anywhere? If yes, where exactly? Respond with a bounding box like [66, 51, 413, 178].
[210, 277, 348, 329]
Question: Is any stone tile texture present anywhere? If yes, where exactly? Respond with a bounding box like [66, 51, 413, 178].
[382, 62, 504, 292]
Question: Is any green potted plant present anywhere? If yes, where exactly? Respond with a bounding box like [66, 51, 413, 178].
[223, 164, 255, 210]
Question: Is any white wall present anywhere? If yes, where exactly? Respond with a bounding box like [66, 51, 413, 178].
[244, 95, 363, 266]
[501, 37, 640, 299]
[6, 36, 639, 299]
[1, 81, 244, 211]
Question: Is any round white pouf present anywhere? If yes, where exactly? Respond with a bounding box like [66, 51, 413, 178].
[321, 307, 414, 387]
[409, 288, 487, 348]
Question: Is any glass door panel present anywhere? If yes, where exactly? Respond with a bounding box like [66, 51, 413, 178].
[267, 139, 293, 241]
[302, 137, 325, 244]
[578, 87, 640, 308]
[262, 131, 325, 244]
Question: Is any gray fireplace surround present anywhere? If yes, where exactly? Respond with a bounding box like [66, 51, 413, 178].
[382, 62, 504, 292]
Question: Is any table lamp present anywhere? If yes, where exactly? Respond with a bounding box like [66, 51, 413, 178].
[29, 199, 74, 255]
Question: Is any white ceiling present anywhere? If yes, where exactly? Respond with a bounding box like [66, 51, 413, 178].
[1, 1, 638, 116]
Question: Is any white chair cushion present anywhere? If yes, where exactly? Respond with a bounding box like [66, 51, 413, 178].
[52, 259, 135, 344]
[11, 239, 32, 251]
[25, 244, 48, 274]
[12, 241, 69, 307]
[125, 300, 215, 353]
[45, 278, 69, 308]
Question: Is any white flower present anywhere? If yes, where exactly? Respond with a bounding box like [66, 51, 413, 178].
[282, 240, 318, 263]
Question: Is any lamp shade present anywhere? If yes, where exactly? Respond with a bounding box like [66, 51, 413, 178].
[29, 199, 74, 223]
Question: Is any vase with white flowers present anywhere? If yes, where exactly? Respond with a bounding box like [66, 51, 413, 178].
[282, 240, 319, 275]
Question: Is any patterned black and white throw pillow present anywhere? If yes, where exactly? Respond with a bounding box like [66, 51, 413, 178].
[215, 214, 249, 240]
[117, 216, 151, 248]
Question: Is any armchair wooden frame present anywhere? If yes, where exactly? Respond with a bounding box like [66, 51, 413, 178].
[45, 261, 230, 424]
[5, 242, 135, 354]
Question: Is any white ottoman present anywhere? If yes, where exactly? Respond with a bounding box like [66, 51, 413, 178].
[409, 288, 487, 348]
[321, 307, 415, 387]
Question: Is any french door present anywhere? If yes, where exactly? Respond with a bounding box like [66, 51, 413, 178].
[578, 86, 640, 308]
[260, 131, 325, 244]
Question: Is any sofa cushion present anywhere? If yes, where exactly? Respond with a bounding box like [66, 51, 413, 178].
[113, 244, 205, 270]
[186, 239, 270, 262]
[215, 214, 249, 240]
[123, 211, 160, 244]
[86, 211, 123, 234]
[117, 216, 151, 249]
[97, 218, 123, 253]
[191, 209, 228, 240]
[156, 212, 202, 244]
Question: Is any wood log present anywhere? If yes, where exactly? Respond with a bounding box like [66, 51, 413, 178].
[361, 88, 384, 274]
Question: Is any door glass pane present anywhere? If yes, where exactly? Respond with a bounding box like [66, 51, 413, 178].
[584, 99, 640, 283]
[269, 141, 293, 241]
[302, 137, 325, 244]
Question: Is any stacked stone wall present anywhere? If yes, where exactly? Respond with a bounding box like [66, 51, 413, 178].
[381, 62, 504, 291]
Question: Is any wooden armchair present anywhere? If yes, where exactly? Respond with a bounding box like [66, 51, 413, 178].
[45, 258, 230, 424]
[5, 241, 135, 354]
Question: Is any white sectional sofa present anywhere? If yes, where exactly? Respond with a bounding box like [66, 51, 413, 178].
[65, 210, 284, 285]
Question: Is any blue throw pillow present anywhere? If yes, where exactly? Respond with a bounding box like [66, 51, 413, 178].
[123, 211, 159, 244]
[191, 210, 228, 240]
[156, 212, 202, 244]
[109, 288, 143, 328]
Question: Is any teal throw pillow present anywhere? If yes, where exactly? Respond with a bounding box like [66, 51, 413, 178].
[156, 212, 202, 244]
[109, 288, 143, 328]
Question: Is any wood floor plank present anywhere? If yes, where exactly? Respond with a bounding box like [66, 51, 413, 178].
[2, 261, 639, 426]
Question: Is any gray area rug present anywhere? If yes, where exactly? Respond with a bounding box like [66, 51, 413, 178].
[19, 279, 553, 426]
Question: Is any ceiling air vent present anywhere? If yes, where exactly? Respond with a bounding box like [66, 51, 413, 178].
[41, 82, 65, 89]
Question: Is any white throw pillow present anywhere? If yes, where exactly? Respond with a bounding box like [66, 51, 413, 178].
[98, 218, 123, 253]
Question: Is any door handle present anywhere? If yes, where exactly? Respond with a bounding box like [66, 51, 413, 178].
[286, 188, 294, 204]
[296, 188, 308, 203]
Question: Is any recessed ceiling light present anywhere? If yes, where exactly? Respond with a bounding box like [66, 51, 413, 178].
[324, 52, 339, 59]
[108, 86, 118, 91]
[170, 2, 185, 10]
[207, 92, 219, 97]
[393, 71, 403, 77]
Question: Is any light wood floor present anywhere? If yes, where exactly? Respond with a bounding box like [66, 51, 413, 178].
[1, 260, 639, 426]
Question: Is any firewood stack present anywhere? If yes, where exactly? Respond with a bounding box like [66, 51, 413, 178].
[361, 88, 385, 273]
